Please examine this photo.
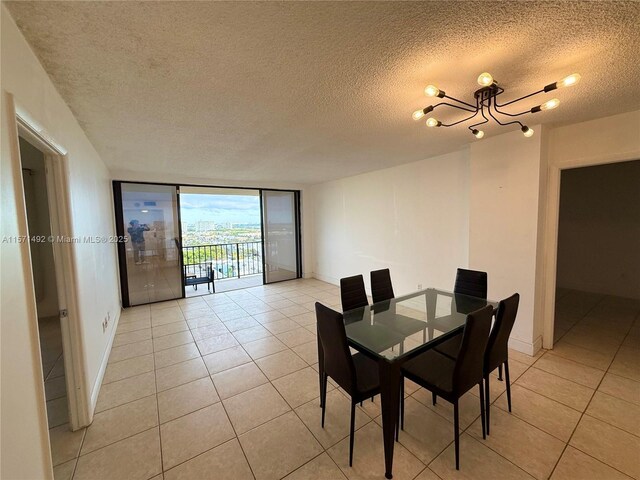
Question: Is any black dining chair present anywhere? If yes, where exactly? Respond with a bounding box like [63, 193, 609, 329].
[430, 293, 520, 435]
[434, 268, 487, 359]
[483, 293, 520, 434]
[371, 268, 395, 303]
[316, 302, 380, 466]
[400, 305, 493, 470]
[454, 268, 488, 298]
[340, 274, 369, 311]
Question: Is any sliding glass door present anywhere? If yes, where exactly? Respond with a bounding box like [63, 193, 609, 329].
[261, 190, 301, 283]
[114, 182, 302, 305]
[114, 183, 183, 306]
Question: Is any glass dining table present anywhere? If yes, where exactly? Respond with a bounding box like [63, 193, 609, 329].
[323, 288, 497, 479]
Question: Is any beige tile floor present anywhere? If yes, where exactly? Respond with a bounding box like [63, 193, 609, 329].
[40, 315, 70, 430]
[51, 283, 640, 480]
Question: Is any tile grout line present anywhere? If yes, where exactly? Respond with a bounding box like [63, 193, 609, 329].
[94, 285, 637, 479]
[67, 427, 86, 480]
[182, 294, 259, 479]
[209, 289, 376, 478]
[152, 330, 165, 479]
[397, 350, 559, 479]
[548, 294, 637, 479]
[401, 383, 535, 480]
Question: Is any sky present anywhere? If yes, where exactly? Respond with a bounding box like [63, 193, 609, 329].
[180, 193, 261, 225]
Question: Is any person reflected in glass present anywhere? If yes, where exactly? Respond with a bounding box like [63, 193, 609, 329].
[128, 219, 150, 265]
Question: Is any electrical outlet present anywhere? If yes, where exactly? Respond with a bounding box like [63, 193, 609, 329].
[417, 284, 423, 290]
[102, 319, 107, 332]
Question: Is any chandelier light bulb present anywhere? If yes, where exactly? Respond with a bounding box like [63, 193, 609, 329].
[540, 98, 560, 111]
[472, 129, 485, 139]
[426, 117, 440, 127]
[424, 85, 440, 97]
[521, 126, 534, 137]
[412, 109, 425, 121]
[558, 73, 581, 88]
[477, 72, 494, 87]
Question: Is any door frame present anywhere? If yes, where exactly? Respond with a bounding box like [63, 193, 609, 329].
[13, 104, 89, 430]
[541, 150, 640, 349]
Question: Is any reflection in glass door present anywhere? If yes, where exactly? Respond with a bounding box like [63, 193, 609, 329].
[261, 190, 301, 283]
[115, 183, 183, 306]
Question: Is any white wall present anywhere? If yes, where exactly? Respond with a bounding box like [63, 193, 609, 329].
[547, 110, 640, 170]
[1, 7, 121, 479]
[309, 129, 547, 354]
[468, 127, 546, 354]
[556, 161, 640, 299]
[310, 149, 470, 295]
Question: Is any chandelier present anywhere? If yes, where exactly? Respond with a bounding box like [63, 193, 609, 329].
[412, 72, 581, 139]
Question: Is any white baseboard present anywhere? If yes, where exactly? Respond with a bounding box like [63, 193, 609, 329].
[311, 272, 339, 287]
[89, 309, 120, 419]
[508, 335, 543, 356]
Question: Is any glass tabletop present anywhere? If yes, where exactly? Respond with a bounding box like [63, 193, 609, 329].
[343, 288, 497, 362]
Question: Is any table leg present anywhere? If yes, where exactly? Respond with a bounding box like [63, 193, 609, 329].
[426, 289, 437, 341]
[378, 359, 401, 479]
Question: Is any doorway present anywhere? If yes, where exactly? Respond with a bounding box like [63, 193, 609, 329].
[19, 136, 69, 426]
[552, 160, 640, 344]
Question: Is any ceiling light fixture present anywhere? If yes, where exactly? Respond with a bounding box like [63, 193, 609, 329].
[412, 72, 580, 138]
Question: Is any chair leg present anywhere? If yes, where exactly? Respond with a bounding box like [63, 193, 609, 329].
[349, 401, 356, 467]
[432, 392, 437, 406]
[479, 382, 486, 440]
[505, 361, 512, 412]
[498, 364, 503, 381]
[321, 373, 328, 428]
[454, 400, 460, 470]
[485, 374, 490, 436]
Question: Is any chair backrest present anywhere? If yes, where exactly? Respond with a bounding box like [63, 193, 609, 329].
[454, 268, 488, 299]
[315, 302, 356, 392]
[485, 293, 520, 373]
[452, 305, 493, 395]
[371, 269, 395, 304]
[340, 275, 369, 311]
[207, 263, 214, 281]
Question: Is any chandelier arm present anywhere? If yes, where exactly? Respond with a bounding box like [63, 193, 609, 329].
[468, 104, 490, 130]
[434, 102, 478, 113]
[442, 94, 477, 109]
[440, 109, 480, 127]
[494, 88, 545, 107]
[487, 103, 524, 128]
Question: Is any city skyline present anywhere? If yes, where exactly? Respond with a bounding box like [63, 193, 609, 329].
[180, 193, 261, 225]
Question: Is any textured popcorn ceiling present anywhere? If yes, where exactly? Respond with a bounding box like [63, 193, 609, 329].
[5, 1, 640, 184]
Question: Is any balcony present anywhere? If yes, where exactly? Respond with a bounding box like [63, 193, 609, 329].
[182, 241, 264, 295]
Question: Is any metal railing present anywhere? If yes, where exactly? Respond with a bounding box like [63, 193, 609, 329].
[182, 241, 263, 281]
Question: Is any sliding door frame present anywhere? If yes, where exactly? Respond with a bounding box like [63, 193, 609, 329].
[113, 180, 302, 305]
[260, 189, 303, 284]
[113, 181, 184, 307]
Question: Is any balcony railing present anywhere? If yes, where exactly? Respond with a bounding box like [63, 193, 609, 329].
[182, 241, 263, 281]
